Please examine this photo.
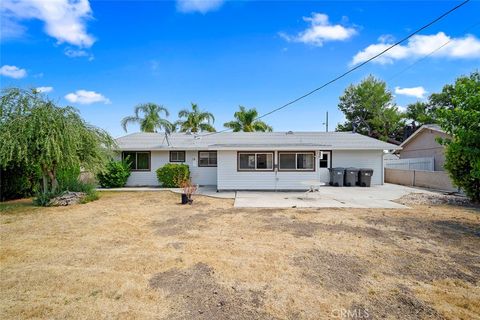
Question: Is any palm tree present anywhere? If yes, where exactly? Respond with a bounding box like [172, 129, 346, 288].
[224, 106, 273, 132]
[175, 103, 215, 132]
[121, 103, 173, 133]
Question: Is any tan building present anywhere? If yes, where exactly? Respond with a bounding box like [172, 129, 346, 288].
[399, 124, 450, 171]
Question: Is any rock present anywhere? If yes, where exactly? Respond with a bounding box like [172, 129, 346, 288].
[49, 191, 86, 206]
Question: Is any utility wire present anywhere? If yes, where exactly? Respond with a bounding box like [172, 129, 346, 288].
[387, 20, 480, 81]
[201, 0, 470, 137]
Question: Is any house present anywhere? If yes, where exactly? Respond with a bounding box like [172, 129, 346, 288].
[399, 124, 449, 171]
[115, 131, 400, 190]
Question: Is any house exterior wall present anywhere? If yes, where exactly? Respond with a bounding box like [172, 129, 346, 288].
[332, 150, 384, 185]
[122, 149, 384, 188]
[217, 149, 384, 190]
[124, 150, 217, 186]
[217, 150, 323, 190]
[400, 129, 448, 171]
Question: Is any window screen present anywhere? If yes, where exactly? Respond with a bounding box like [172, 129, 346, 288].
[238, 153, 273, 170]
[170, 151, 186, 162]
[199, 151, 217, 167]
[122, 151, 150, 171]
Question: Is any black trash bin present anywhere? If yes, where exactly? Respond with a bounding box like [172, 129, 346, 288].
[329, 167, 345, 186]
[358, 168, 374, 187]
[344, 167, 359, 186]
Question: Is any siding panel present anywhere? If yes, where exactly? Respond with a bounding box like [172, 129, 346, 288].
[332, 150, 383, 185]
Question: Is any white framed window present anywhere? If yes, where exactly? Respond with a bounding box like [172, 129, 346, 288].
[278, 152, 315, 171]
[238, 152, 274, 171]
[170, 151, 186, 162]
[198, 151, 217, 167]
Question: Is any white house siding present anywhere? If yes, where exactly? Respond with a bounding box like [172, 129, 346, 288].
[125, 151, 168, 186]
[125, 150, 217, 186]
[331, 150, 383, 185]
[217, 150, 324, 190]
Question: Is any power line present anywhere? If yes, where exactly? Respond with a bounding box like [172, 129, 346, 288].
[388, 20, 480, 81]
[202, 0, 470, 137]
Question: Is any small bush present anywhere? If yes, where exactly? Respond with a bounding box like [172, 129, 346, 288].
[0, 164, 38, 201]
[97, 159, 131, 188]
[33, 190, 60, 206]
[156, 163, 190, 187]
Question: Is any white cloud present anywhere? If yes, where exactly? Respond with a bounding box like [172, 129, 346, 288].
[65, 90, 110, 104]
[176, 0, 224, 13]
[395, 86, 427, 99]
[64, 47, 94, 60]
[351, 32, 480, 65]
[279, 12, 357, 46]
[1, 0, 95, 47]
[0, 65, 27, 79]
[36, 86, 53, 93]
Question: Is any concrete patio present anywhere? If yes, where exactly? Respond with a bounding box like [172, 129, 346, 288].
[233, 183, 436, 209]
[102, 183, 437, 209]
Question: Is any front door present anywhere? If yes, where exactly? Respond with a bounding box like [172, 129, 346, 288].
[318, 151, 331, 183]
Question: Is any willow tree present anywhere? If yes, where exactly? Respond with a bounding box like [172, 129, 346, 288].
[0, 88, 114, 197]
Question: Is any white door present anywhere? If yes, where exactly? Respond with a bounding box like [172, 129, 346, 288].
[318, 151, 331, 183]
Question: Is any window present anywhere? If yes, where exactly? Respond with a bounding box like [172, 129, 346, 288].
[319, 151, 331, 168]
[170, 151, 186, 162]
[198, 151, 217, 167]
[122, 151, 150, 171]
[279, 152, 315, 171]
[238, 152, 274, 171]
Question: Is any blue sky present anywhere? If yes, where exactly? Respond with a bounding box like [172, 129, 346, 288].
[1, 0, 479, 137]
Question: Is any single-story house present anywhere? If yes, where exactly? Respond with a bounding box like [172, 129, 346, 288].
[399, 124, 449, 171]
[115, 131, 400, 190]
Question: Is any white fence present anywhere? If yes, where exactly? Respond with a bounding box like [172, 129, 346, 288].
[384, 157, 434, 171]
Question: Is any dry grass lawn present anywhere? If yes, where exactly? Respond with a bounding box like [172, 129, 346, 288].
[1, 191, 479, 319]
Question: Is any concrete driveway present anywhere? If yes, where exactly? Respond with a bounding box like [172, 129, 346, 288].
[234, 183, 434, 209]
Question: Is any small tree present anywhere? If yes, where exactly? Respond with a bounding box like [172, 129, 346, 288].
[0, 88, 115, 201]
[433, 71, 480, 202]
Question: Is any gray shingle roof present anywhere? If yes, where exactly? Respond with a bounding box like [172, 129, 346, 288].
[115, 132, 401, 151]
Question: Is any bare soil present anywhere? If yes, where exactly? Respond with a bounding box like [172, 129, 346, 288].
[1, 191, 479, 319]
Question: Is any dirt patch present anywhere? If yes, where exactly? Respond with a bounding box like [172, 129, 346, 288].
[152, 213, 210, 237]
[395, 192, 477, 207]
[149, 263, 278, 320]
[263, 215, 396, 244]
[351, 285, 443, 320]
[294, 249, 367, 293]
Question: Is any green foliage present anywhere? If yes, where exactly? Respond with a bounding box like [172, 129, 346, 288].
[434, 71, 480, 202]
[0, 88, 115, 204]
[97, 159, 132, 188]
[175, 103, 216, 132]
[405, 101, 437, 128]
[121, 103, 173, 133]
[156, 163, 190, 187]
[336, 75, 405, 144]
[224, 106, 273, 132]
[32, 190, 60, 206]
[0, 165, 38, 201]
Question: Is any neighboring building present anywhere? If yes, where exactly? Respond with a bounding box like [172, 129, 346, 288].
[399, 124, 450, 171]
[115, 131, 400, 190]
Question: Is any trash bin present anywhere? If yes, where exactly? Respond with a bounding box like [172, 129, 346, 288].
[344, 167, 359, 186]
[358, 168, 374, 187]
[329, 167, 345, 187]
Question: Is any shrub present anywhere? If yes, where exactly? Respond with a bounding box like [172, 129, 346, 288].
[434, 71, 480, 203]
[0, 164, 38, 201]
[156, 163, 190, 187]
[97, 159, 131, 188]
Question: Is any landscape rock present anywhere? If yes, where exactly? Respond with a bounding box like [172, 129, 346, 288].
[49, 191, 86, 206]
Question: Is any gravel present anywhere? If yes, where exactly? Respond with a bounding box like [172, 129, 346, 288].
[395, 192, 475, 207]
